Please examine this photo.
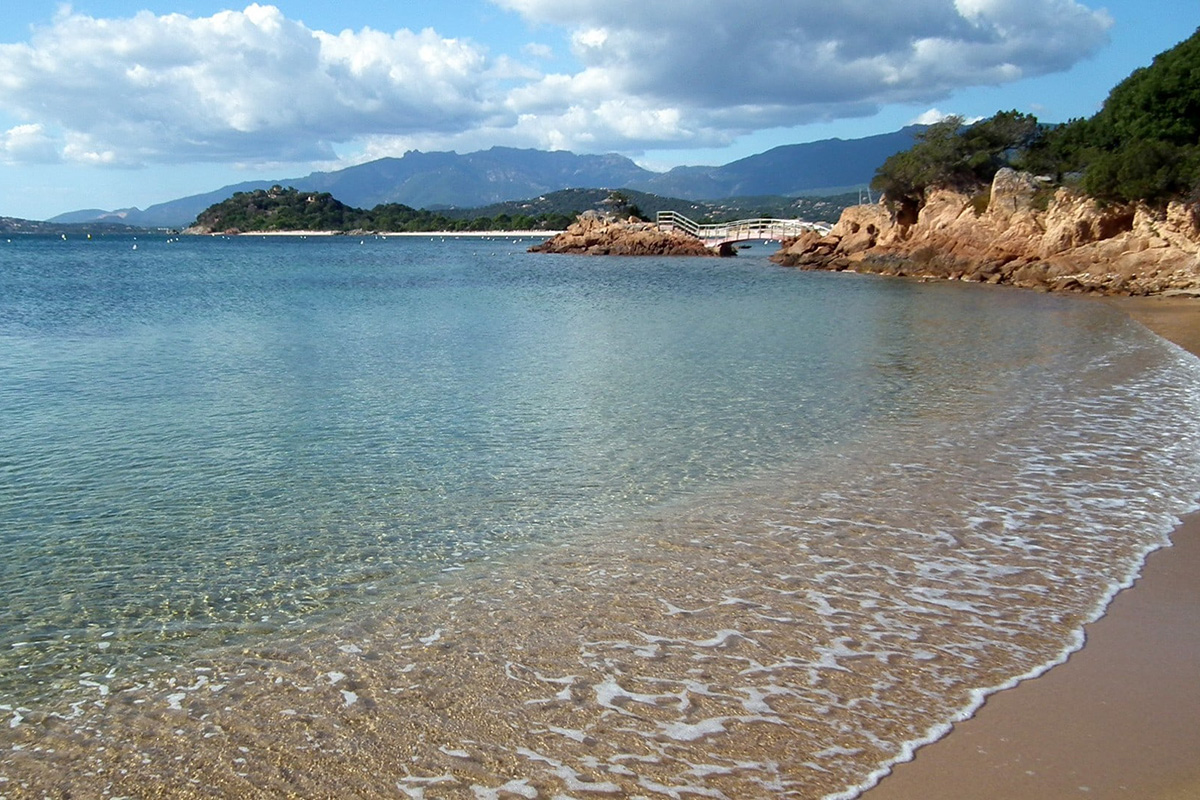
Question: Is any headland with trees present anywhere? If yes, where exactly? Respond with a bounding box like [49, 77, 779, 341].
[774, 28, 1200, 296]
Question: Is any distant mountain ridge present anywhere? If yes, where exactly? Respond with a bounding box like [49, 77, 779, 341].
[50, 127, 922, 228]
[640, 128, 924, 199]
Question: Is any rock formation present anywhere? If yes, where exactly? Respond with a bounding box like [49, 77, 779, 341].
[771, 168, 1200, 296]
[530, 211, 717, 256]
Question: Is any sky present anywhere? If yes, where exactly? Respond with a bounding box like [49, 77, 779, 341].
[1, 0, 1197, 220]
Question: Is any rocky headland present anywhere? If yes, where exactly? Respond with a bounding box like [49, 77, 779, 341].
[771, 168, 1200, 296]
[530, 210, 717, 256]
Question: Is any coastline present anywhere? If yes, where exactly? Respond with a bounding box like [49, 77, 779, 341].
[772, 170, 1200, 297]
[861, 294, 1200, 800]
[197, 229, 561, 237]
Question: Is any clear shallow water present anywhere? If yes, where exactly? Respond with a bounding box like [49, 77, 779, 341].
[1, 234, 1199, 798]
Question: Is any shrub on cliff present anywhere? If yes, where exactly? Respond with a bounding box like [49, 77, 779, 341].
[871, 111, 1041, 208]
[1072, 27, 1200, 203]
[871, 28, 1200, 210]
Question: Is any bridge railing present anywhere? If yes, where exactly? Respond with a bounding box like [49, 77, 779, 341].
[656, 211, 827, 246]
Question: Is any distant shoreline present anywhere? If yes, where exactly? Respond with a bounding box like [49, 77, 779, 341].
[194, 229, 563, 238]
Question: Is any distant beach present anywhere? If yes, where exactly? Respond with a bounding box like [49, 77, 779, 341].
[221, 229, 562, 238]
[862, 294, 1200, 800]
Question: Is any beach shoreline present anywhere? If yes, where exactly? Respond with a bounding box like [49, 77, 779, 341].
[861, 294, 1200, 800]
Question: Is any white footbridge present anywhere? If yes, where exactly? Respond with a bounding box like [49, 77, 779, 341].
[656, 211, 830, 250]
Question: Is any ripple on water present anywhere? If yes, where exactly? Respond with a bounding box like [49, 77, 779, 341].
[1, 240, 1199, 797]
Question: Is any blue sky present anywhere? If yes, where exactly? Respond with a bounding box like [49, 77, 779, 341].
[1, 0, 1196, 220]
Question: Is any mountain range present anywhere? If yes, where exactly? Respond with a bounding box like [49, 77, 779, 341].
[50, 126, 922, 228]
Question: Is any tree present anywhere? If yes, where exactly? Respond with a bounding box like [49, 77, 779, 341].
[960, 110, 1042, 180]
[1024, 117, 1093, 181]
[602, 190, 643, 219]
[871, 111, 1045, 208]
[869, 28, 1200, 208]
[1085, 140, 1197, 203]
[870, 116, 968, 206]
[1078, 27, 1200, 203]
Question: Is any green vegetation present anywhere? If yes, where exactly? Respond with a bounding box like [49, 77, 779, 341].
[192, 185, 577, 233]
[872, 27, 1200, 208]
[871, 111, 1041, 208]
[1071, 27, 1200, 203]
[192, 185, 858, 234]
[457, 188, 859, 225]
[192, 186, 358, 231]
[601, 190, 644, 220]
[461, 189, 714, 223]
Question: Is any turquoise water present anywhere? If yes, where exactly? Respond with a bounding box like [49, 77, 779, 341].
[2, 234, 1199, 798]
[3, 236, 892, 664]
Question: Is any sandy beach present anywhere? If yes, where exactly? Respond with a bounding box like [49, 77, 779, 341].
[863, 294, 1200, 800]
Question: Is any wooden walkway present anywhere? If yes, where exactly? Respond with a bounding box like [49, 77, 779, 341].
[656, 211, 829, 250]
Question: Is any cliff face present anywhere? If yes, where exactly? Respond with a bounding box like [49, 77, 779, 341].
[530, 211, 716, 256]
[771, 168, 1200, 295]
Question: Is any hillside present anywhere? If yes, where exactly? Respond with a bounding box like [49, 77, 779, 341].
[188, 185, 859, 234]
[51, 180, 284, 229]
[447, 189, 858, 225]
[188, 186, 575, 234]
[188, 184, 861, 234]
[53, 128, 921, 228]
[298, 148, 655, 210]
[640, 128, 924, 199]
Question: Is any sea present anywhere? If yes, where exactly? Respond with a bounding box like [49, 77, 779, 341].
[1, 232, 1198, 799]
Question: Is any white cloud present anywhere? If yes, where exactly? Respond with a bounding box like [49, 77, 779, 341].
[915, 107, 976, 126]
[0, 124, 61, 164]
[911, 108, 948, 125]
[573, 28, 609, 51]
[0, 4, 503, 165]
[61, 133, 121, 166]
[0, 1, 1112, 166]
[520, 42, 555, 60]
[492, 0, 1112, 135]
[909, 108, 988, 125]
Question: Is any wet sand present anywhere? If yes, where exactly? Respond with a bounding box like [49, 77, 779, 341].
[863, 294, 1200, 800]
